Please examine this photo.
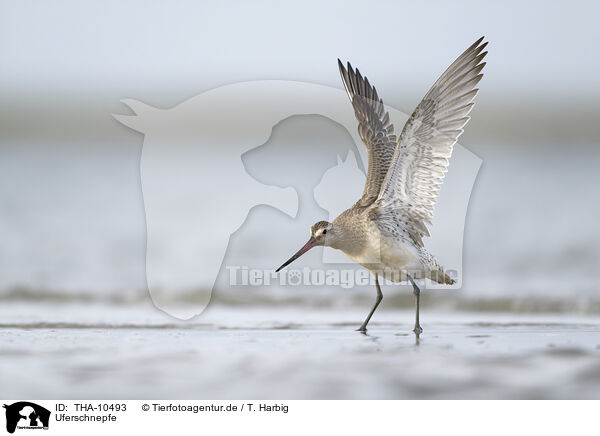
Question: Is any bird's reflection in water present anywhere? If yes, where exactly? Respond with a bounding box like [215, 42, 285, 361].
[357, 328, 423, 348]
[356, 329, 380, 343]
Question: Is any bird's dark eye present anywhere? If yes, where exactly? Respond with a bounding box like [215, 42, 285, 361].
[322, 229, 327, 235]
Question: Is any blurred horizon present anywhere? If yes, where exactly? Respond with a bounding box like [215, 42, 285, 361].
[1, 90, 599, 146]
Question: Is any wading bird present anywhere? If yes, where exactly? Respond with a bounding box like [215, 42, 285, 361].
[276, 38, 487, 335]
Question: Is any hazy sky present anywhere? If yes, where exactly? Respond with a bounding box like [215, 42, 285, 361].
[1, 0, 599, 104]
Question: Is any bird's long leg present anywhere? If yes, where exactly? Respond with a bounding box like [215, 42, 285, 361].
[357, 274, 383, 332]
[407, 274, 423, 336]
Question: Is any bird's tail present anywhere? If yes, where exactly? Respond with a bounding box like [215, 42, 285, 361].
[419, 248, 456, 285]
[429, 269, 455, 285]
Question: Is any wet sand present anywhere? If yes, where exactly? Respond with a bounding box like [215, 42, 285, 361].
[1, 303, 600, 399]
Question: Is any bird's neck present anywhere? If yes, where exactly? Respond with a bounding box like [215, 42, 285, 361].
[329, 222, 367, 257]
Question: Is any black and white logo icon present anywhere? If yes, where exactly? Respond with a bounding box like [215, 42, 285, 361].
[3, 402, 50, 434]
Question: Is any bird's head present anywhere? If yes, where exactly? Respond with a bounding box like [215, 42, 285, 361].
[275, 220, 340, 272]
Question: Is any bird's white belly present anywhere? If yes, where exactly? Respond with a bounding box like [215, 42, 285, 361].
[343, 227, 421, 278]
[381, 240, 421, 269]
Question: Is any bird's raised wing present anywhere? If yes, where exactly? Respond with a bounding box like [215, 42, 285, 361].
[338, 60, 397, 207]
[377, 37, 487, 246]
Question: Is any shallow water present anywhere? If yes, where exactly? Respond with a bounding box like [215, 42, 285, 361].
[1, 303, 599, 399]
[1, 143, 599, 312]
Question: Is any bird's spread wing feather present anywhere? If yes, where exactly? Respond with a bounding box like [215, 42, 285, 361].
[338, 60, 397, 207]
[376, 37, 487, 246]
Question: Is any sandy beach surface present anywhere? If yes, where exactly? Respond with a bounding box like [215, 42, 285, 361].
[1, 303, 599, 399]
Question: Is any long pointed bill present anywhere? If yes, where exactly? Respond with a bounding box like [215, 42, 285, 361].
[275, 237, 317, 272]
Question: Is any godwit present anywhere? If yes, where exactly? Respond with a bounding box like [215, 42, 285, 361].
[276, 37, 487, 335]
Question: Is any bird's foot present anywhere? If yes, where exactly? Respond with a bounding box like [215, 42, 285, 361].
[413, 325, 423, 335]
[356, 326, 367, 333]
